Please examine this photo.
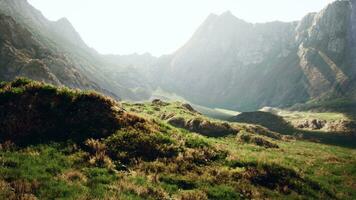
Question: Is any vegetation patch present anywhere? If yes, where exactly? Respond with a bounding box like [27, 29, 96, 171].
[0, 78, 121, 144]
[168, 117, 238, 137]
[231, 111, 294, 134]
[0, 79, 354, 199]
[227, 160, 333, 198]
[238, 132, 279, 148]
[0, 78, 150, 145]
[105, 128, 180, 163]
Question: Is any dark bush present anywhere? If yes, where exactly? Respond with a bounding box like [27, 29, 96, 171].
[0, 78, 123, 144]
[226, 160, 333, 197]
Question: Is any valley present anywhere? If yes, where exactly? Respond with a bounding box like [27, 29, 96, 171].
[0, 0, 355, 199]
[0, 79, 355, 199]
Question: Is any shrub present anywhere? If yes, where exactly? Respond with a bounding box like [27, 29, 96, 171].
[238, 132, 279, 148]
[84, 139, 115, 170]
[0, 78, 125, 144]
[105, 129, 180, 163]
[226, 160, 333, 198]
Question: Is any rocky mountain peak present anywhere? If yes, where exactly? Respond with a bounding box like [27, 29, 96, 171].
[53, 17, 87, 49]
[156, 0, 356, 110]
[220, 10, 234, 17]
[56, 17, 71, 25]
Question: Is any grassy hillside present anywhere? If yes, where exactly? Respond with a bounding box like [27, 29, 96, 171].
[0, 79, 355, 199]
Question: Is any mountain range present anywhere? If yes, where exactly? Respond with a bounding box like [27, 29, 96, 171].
[0, 0, 153, 101]
[1, 1, 356, 199]
[153, 1, 356, 111]
[0, 0, 355, 112]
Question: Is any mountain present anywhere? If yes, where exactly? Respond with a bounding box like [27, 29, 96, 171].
[0, 0, 153, 100]
[1, 2, 356, 198]
[1, 0, 355, 112]
[153, 1, 356, 111]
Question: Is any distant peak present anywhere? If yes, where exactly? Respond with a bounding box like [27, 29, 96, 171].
[207, 13, 218, 18]
[219, 10, 240, 21]
[55, 17, 76, 30]
[221, 10, 233, 16]
[56, 17, 70, 24]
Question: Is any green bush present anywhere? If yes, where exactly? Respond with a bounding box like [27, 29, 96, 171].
[0, 78, 122, 144]
[105, 129, 180, 163]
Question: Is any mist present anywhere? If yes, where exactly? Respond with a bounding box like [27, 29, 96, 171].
[28, 0, 332, 56]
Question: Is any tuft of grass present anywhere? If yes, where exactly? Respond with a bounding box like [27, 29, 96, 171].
[204, 185, 241, 200]
[105, 128, 180, 163]
[238, 132, 279, 148]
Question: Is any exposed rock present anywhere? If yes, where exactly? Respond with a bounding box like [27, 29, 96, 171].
[159, 113, 175, 120]
[323, 120, 356, 133]
[151, 0, 356, 111]
[181, 103, 197, 113]
[295, 119, 326, 130]
[167, 117, 186, 128]
[294, 119, 356, 133]
[0, 0, 153, 101]
[167, 117, 238, 137]
[238, 132, 279, 148]
[152, 99, 169, 106]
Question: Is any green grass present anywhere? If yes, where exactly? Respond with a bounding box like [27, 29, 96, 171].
[2, 135, 355, 199]
[0, 79, 355, 199]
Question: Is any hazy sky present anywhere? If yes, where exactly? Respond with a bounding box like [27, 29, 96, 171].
[28, 0, 334, 56]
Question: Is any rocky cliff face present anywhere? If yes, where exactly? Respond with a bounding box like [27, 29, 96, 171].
[0, 0, 153, 100]
[0, 14, 95, 88]
[1, 0, 355, 111]
[153, 0, 356, 111]
[297, 0, 353, 98]
[350, 0, 356, 84]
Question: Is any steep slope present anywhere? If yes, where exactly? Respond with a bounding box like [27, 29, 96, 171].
[153, 1, 356, 111]
[0, 14, 101, 90]
[0, 0, 153, 100]
[296, 0, 354, 98]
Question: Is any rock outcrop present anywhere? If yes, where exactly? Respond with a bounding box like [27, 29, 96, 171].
[152, 0, 356, 111]
[294, 119, 356, 133]
[0, 0, 153, 101]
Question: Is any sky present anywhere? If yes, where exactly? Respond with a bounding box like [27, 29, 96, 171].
[28, 0, 334, 56]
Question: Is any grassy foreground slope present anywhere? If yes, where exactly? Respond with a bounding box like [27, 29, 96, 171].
[0, 79, 355, 199]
